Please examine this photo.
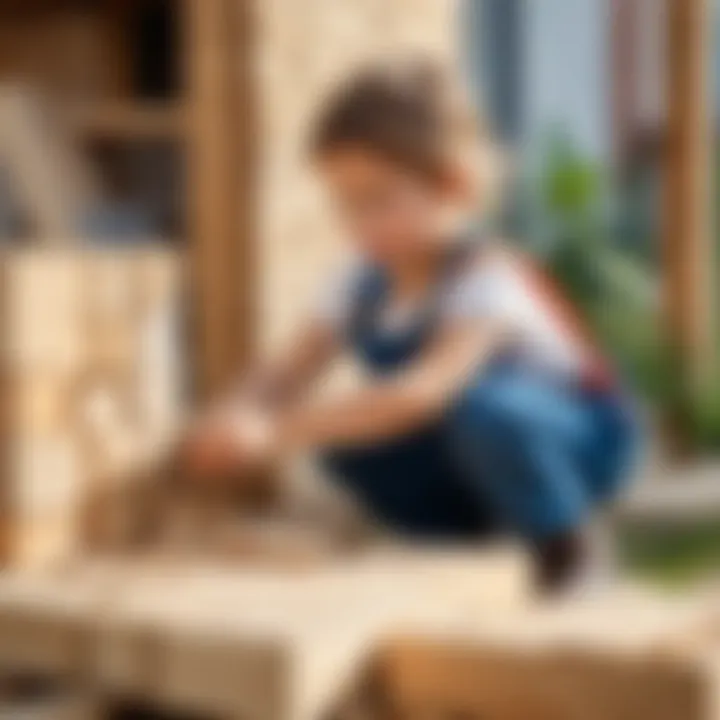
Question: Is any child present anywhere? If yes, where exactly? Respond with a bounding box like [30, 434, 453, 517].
[183, 58, 638, 593]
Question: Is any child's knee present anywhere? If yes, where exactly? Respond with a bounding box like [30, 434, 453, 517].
[445, 380, 532, 451]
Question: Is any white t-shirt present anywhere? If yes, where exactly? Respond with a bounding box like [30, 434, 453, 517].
[314, 249, 598, 381]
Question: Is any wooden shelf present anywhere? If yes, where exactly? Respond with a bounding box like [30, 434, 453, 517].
[66, 102, 188, 141]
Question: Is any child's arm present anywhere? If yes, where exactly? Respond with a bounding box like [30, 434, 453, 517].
[232, 321, 341, 410]
[182, 320, 340, 475]
[273, 318, 506, 451]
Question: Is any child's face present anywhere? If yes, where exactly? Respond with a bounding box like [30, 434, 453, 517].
[318, 148, 451, 264]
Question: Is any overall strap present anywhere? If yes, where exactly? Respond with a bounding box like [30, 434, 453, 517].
[347, 232, 486, 343]
[346, 264, 388, 343]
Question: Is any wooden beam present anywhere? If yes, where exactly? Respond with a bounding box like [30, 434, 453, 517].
[662, 0, 714, 389]
[229, 0, 258, 379]
[183, 0, 255, 399]
[66, 102, 188, 141]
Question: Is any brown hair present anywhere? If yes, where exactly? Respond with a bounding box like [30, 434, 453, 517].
[309, 57, 499, 196]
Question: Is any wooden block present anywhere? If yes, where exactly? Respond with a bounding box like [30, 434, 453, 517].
[83, 254, 136, 329]
[11, 435, 81, 517]
[11, 376, 70, 436]
[380, 586, 720, 720]
[2, 252, 84, 371]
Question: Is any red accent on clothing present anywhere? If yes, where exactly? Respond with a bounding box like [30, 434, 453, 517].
[509, 252, 615, 392]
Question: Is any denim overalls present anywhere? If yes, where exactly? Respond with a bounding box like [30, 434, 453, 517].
[322, 245, 638, 541]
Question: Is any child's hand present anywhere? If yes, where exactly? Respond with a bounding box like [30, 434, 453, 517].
[228, 408, 278, 468]
[180, 408, 277, 480]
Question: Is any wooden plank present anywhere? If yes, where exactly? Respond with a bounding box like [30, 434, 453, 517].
[96, 547, 527, 720]
[0, 88, 99, 242]
[0, 547, 527, 720]
[65, 102, 188, 141]
[183, 0, 253, 398]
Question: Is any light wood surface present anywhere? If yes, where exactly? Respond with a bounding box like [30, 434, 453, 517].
[0, 547, 528, 720]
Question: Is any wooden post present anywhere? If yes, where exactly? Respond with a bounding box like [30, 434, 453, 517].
[610, 0, 638, 167]
[663, 0, 714, 390]
[183, 0, 255, 399]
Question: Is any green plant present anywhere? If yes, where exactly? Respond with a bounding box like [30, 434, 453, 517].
[620, 522, 720, 586]
[527, 133, 720, 453]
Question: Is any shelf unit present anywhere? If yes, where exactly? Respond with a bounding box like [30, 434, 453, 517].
[0, 0, 255, 396]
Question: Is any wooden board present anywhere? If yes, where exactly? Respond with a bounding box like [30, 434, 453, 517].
[0, 546, 529, 720]
[380, 585, 720, 720]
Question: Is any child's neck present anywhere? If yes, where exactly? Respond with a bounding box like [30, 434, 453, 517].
[386, 244, 448, 299]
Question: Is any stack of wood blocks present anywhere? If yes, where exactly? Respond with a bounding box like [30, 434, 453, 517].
[0, 247, 182, 569]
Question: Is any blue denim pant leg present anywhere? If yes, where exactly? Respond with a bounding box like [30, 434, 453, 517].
[321, 427, 500, 540]
[444, 366, 639, 539]
[577, 389, 640, 507]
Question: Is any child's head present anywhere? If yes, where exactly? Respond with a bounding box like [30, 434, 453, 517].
[310, 57, 500, 264]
